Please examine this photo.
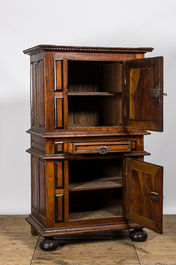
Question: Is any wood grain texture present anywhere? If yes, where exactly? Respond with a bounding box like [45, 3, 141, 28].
[68, 141, 131, 154]
[0, 215, 38, 265]
[125, 158, 163, 233]
[1, 215, 175, 265]
[24, 46, 163, 247]
[125, 57, 163, 132]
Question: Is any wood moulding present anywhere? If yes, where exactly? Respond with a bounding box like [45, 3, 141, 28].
[26, 129, 151, 138]
[23, 45, 154, 55]
[26, 148, 151, 160]
[26, 214, 142, 237]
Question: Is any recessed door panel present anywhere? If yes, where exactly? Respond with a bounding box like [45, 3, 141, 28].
[125, 158, 163, 233]
[125, 57, 163, 131]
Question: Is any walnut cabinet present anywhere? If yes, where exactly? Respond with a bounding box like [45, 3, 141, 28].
[24, 45, 164, 245]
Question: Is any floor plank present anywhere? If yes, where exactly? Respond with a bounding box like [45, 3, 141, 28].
[1, 215, 176, 265]
[134, 215, 176, 265]
[32, 231, 139, 265]
[0, 215, 38, 265]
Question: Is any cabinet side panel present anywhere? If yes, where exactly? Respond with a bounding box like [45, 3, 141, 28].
[39, 159, 46, 217]
[30, 53, 45, 132]
[31, 156, 39, 211]
[38, 60, 45, 126]
[31, 63, 37, 125]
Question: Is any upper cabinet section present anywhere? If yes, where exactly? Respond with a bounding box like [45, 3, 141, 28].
[24, 45, 164, 134]
[67, 61, 123, 128]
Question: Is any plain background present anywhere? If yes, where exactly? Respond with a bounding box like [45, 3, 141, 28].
[0, 0, 176, 214]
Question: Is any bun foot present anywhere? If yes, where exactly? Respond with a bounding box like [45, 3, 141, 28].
[40, 237, 58, 251]
[129, 229, 148, 242]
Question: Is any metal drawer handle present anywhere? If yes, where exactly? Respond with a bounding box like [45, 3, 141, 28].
[95, 146, 110, 154]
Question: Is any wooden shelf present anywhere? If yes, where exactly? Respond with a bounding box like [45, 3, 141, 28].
[69, 176, 122, 192]
[67, 92, 122, 96]
[69, 205, 122, 221]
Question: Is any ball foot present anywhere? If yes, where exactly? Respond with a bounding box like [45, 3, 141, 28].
[40, 237, 58, 251]
[129, 229, 148, 242]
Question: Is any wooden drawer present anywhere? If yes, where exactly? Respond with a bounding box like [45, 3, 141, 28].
[68, 141, 131, 155]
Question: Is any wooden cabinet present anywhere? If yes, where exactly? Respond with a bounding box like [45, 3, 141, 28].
[24, 45, 164, 250]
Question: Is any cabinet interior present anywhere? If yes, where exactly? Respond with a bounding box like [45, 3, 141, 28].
[69, 159, 123, 221]
[68, 61, 123, 128]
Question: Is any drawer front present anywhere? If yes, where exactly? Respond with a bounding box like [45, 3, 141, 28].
[68, 141, 131, 155]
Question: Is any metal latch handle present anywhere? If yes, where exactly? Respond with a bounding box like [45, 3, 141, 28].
[150, 191, 160, 202]
[95, 146, 110, 154]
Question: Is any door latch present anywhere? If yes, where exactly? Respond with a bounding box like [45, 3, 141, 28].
[150, 191, 160, 202]
[149, 87, 160, 98]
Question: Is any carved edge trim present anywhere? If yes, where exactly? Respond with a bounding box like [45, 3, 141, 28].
[23, 45, 154, 55]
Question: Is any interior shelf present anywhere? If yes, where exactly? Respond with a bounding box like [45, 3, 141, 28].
[69, 176, 122, 191]
[67, 92, 122, 96]
[69, 205, 122, 221]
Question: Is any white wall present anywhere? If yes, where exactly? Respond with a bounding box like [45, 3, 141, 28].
[0, 0, 175, 214]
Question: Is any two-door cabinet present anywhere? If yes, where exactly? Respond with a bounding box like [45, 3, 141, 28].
[23, 45, 164, 251]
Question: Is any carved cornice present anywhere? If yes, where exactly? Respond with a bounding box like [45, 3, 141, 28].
[23, 45, 154, 55]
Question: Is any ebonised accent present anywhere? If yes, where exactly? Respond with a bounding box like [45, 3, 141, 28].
[54, 59, 63, 92]
[55, 194, 64, 223]
[54, 161, 64, 189]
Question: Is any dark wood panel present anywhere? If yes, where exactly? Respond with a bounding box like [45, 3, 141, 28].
[31, 62, 37, 125]
[31, 156, 39, 211]
[31, 134, 45, 152]
[38, 60, 45, 126]
[31, 60, 45, 128]
[39, 159, 46, 217]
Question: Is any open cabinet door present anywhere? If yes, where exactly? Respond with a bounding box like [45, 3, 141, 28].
[124, 57, 163, 131]
[125, 158, 163, 233]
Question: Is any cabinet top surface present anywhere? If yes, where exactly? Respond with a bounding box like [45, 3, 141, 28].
[23, 44, 154, 55]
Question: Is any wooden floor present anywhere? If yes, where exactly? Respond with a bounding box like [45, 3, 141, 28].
[0, 215, 176, 265]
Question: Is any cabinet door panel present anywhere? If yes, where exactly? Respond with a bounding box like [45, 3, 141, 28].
[125, 158, 163, 233]
[125, 57, 163, 132]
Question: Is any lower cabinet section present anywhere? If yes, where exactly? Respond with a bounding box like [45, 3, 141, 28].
[28, 150, 163, 239]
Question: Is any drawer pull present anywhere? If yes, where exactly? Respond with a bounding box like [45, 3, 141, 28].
[96, 146, 110, 154]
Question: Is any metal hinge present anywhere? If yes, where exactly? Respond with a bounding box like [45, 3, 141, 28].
[150, 191, 160, 202]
